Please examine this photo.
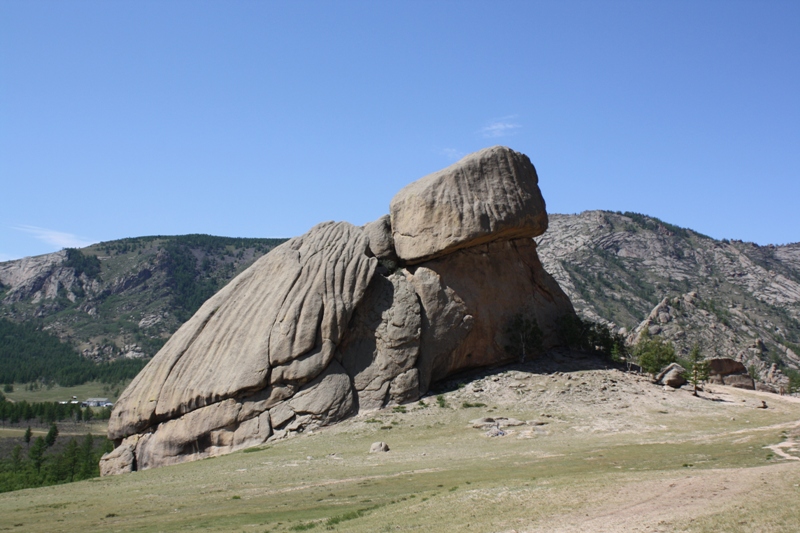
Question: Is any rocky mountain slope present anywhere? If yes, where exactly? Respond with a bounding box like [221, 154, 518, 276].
[536, 210, 800, 378]
[0, 235, 285, 363]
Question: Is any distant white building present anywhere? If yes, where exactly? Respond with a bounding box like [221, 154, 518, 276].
[83, 397, 113, 407]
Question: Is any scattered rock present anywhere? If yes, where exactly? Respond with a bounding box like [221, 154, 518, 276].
[470, 417, 495, 429]
[369, 441, 390, 453]
[485, 427, 506, 437]
[654, 363, 687, 388]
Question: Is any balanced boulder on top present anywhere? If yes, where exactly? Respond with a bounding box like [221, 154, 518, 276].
[390, 146, 548, 263]
[101, 146, 574, 475]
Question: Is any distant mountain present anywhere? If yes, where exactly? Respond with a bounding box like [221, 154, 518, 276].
[536, 211, 800, 379]
[3, 213, 799, 387]
[0, 235, 286, 369]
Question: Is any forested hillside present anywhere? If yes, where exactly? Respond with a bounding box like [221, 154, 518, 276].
[0, 235, 286, 385]
[0, 319, 144, 386]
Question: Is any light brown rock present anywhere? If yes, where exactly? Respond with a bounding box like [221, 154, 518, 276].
[369, 441, 390, 453]
[363, 215, 398, 262]
[708, 358, 748, 377]
[407, 238, 573, 390]
[103, 146, 577, 473]
[99, 437, 138, 476]
[287, 360, 356, 426]
[108, 221, 375, 445]
[390, 146, 548, 264]
[655, 363, 687, 388]
[338, 273, 421, 410]
[723, 374, 755, 390]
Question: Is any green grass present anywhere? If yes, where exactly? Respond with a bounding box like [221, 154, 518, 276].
[4, 381, 130, 404]
[0, 379, 798, 532]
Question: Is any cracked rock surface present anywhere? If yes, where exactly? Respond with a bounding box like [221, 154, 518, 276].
[102, 146, 573, 474]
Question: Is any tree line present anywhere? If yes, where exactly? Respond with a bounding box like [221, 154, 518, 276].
[0, 398, 112, 426]
[0, 428, 109, 493]
[0, 318, 146, 386]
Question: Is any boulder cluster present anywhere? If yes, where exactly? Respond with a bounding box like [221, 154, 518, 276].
[101, 146, 574, 475]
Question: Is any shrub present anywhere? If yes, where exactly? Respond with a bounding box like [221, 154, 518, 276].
[556, 314, 627, 362]
[633, 331, 676, 375]
[505, 313, 543, 362]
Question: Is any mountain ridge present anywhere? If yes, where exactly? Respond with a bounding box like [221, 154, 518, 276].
[535, 209, 800, 381]
[2, 211, 799, 385]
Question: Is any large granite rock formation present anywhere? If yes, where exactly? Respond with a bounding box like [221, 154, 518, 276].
[390, 146, 548, 264]
[101, 146, 574, 475]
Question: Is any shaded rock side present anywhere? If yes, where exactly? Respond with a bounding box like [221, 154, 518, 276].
[108, 221, 376, 442]
[706, 358, 755, 390]
[390, 146, 548, 264]
[407, 237, 574, 391]
[337, 272, 422, 410]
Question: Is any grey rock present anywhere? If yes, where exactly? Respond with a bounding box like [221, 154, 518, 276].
[108, 221, 375, 442]
[407, 238, 573, 390]
[103, 146, 577, 473]
[369, 441, 390, 453]
[723, 374, 755, 390]
[485, 427, 506, 437]
[655, 363, 687, 388]
[363, 215, 399, 262]
[338, 273, 421, 410]
[708, 358, 748, 377]
[99, 437, 137, 476]
[390, 146, 548, 264]
[288, 360, 356, 427]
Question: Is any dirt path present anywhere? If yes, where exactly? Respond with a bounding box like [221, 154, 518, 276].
[520, 462, 800, 533]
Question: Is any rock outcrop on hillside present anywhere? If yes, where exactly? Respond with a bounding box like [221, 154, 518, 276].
[536, 211, 800, 376]
[0, 236, 285, 362]
[101, 146, 574, 474]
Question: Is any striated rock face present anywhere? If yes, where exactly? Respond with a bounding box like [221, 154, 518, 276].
[102, 146, 574, 475]
[390, 146, 548, 264]
[108, 221, 375, 442]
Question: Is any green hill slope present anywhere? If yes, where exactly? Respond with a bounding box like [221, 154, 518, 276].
[0, 235, 286, 382]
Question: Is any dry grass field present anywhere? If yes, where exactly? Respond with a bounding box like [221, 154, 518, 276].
[1, 352, 799, 533]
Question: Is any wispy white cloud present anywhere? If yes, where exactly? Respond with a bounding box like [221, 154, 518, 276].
[13, 225, 94, 249]
[480, 116, 522, 138]
[440, 148, 465, 161]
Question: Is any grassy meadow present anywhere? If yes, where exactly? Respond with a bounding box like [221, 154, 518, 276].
[1, 362, 798, 532]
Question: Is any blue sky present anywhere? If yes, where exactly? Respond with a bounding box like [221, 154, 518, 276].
[1, 1, 798, 261]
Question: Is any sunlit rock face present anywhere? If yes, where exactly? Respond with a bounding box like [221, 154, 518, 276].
[101, 146, 574, 475]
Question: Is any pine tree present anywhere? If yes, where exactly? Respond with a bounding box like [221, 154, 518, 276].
[688, 344, 710, 397]
[23, 426, 32, 445]
[45, 423, 59, 447]
[29, 436, 46, 474]
[78, 433, 96, 480]
[11, 444, 22, 473]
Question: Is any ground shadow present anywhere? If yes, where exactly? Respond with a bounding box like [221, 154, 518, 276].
[427, 347, 627, 395]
